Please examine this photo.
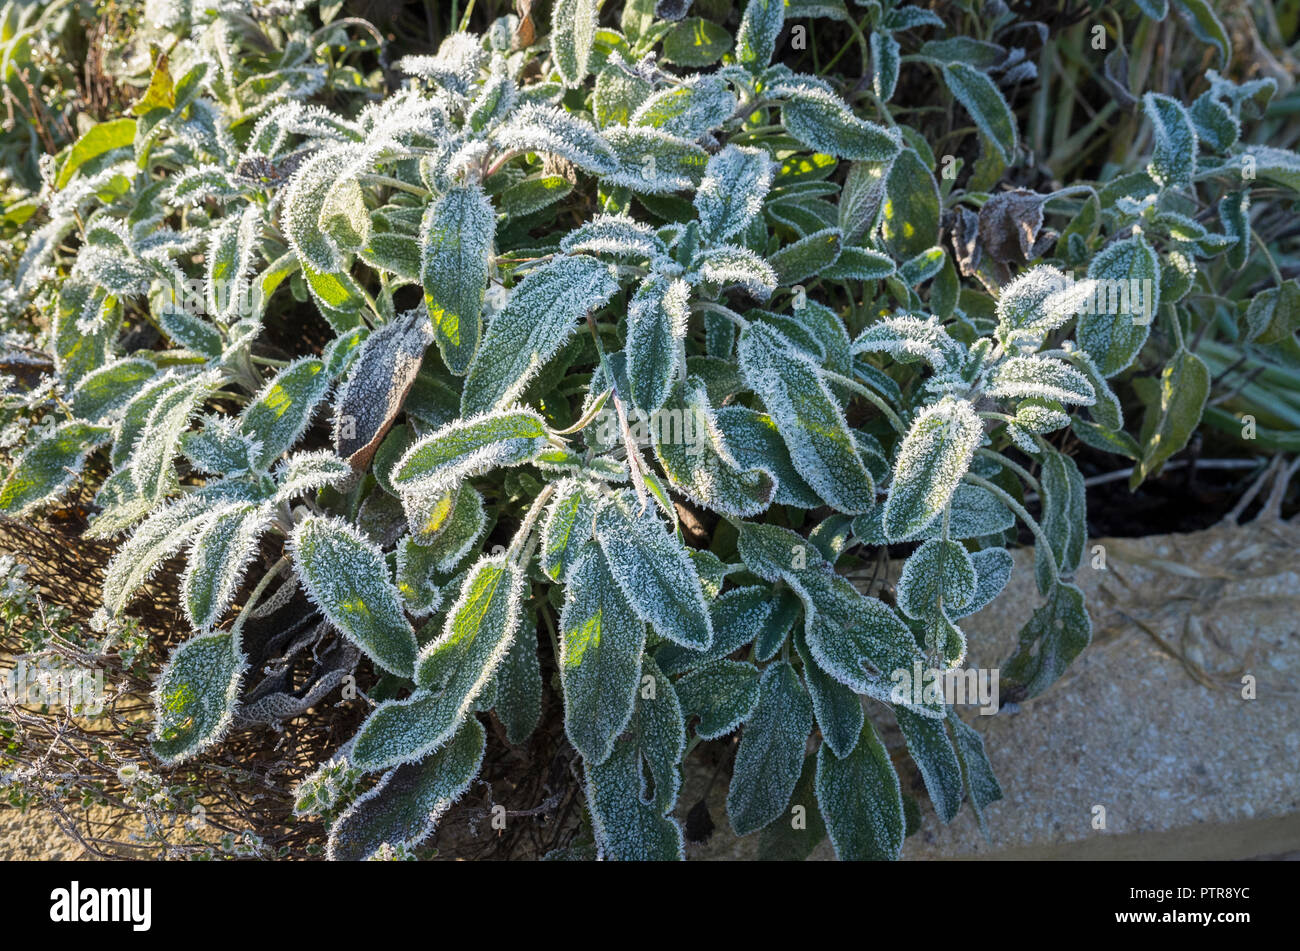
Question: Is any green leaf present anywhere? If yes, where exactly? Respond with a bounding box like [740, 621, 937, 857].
[942, 63, 1017, 163]
[896, 539, 977, 620]
[1035, 450, 1086, 592]
[552, 0, 599, 87]
[695, 145, 773, 243]
[71, 358, 158, 423]
[767, 227, 843, 284]
[289, 516, 419, 678]
[895, 706, 963, 824]
[462, 255, 619, 414]
[735, 0, 784, 67]
[56, 118, 136, 189]
[715, 405, 822, 508]
[726, 661, 813, 836]
[871, 30, 900, 101]
[0, 421, 110, 516]
[421, 183, 495, 375]
[327, 717, 486, 861]
[1143, 92, 1197, 187]
[793, 624, 863, 758]
[633, 74, 735, 139]
[815, 719, 904, 860]
[675, 659, 761, 740]
[102, 495, 212, 611]
[601, 126, 709, 193]
[1173, 0, 1230, 65]
[593, 491, 713, 650]
[952, 546, 1014, 620]
[1003, 581, 1092, 698]
[352, 556, 525, 771]
[239, 357, 331, 470]
[1131, 347, 1210, 488]
[130, 369, 223, 502]
[182, 502, 270, 632]
[497, 625, 543, 745]
[948, 709, 1002, 837]
[662, 17, 733, 66]
[1078, 235, 1160, 377]
[883, 396, 981, 541]
[757, 753, 827, 860]
[626, 275, 690, 412]
[151, 631, 246, 765]
[391, 406, 550, 501]
[881, 148, 940, 258]
[737, 322, 875, 513]
[986, 355, 1095, 405]
[560, 544, 647, 763]
[540, 478, 598, 581]
[778, 86, 900, 162]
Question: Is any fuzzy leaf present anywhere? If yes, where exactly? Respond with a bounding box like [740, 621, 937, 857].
[71, 358, 158, 423]
[883, 397, 981, 541]
[987, 355, 1095, 405]
[793, 624, 863, 758]
[0, 421, 110, 516]
[560, 214, 666, 260]
[391, 406, 550, 500]
[1078, 236, 1160, 377]
[952, 546, 1014, 620]
[897, 539, 977, 621]
[695, 145, 774, 243]
[601, 126, 709, 193]
[1035, 451, 1086, 592]
[421, 184, 494, 375]
[182, 502, 270, 632]
[626, 275, 690, 412]
[1131, 348, 1209, 487]
[814, 719, 904, 860]
[290, 516, 419, 678]
[494, 104, 617, 175]
[497, 626, 543, 745]
[239, 357, 330, 470]
[103, 495, 212, 612]
[942, 63, 1017, 162]
[778, 86, 900, 162]
[552, 0, 599, 87]
[726, 661, 813, 836]
[540, 478, 598, 581]
[1143, 92, 1197, 187]
[151, 631, 246, 765]
[633, 75, 735, 139]
[895, 706, 963, 824]
[676, 659, 761, 740]
[767, 227, 843, 284]
[1003, 581, 1091, 698]
[735, 0, 784, 67]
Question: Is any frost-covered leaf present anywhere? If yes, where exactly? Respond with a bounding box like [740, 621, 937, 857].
[735, 0, 784, 67]
[289, 516, 419, 678]
[540, 478, 598, 581]
[151, 631, 246, 765]
[896, 539, 977, 621]
[655, 584, 776, 675]
[883, 397, 981, 541]
[793, 625, 863, 758]
[895, 706, 962, 824]
[693, 245, 777, 299]
[239, 357, 330, 470]
[497, 625, 542, 745]
[103, 495, 212, 612]
[995, 265, 1075, 351]
[500, 173, 575, 216]
[767, 227, 843, 285]
[852, 313, 964, 372]
[694, 145, 773, 243]
[593, 490, 712, 650]
[391, 406, 550, 500]
[182, 502, 270, 632]
[560, 214, 666, 260]
[1143, 92, 1197, 187]
[675, 659, 761, 740]
[662, 16, 733, 67]
[714, 405, 822, 508]
[1002, 581, 1091, 698]
[352, 556, 524, 771]
[951, 546, 1013, 620]
[948, 708, 1002, 836]
[559, 544, 647, 762]
[130, 369, 224, 502]
[333, 310, 432, 471]
[778, 86, 900, 162]
[552, 0, 599, 87]
[987, 356, 1095, 405]
[738, 322, 875, 513]
[872, 29, 900, 101]
[1078, 235, 1160, 377]
[1035, 450, 1086, 592]
[823, 245, 895, 281]
[881, 148, 939, 258]
[158, 307, 223, 359]
[395, 535, 444, 616]
[633, 75, 735, 140]
[626, 275, 690, 412]
[421, 184, 494, 375]
[0, 421, 110, 516]
[71, 358, 158, 423]
[462, 255, 619, 414]
[726, 661, 812, 836]
[1131, 348, 1209, 488]
[328, 717, 485, 861]
[601, 126, 709, 193]
[206, 203, 262, 322]
[942, 63, 1017, 162]
[493, 104, 617, 174]
[273, 450, 352, 502]
[396, 32, 487, 95]
[815, 719, 904, 859]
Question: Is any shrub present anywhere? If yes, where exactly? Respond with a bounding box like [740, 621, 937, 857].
[0, 0, 1295, 860]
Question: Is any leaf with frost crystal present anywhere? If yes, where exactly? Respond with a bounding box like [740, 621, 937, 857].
[559, 544, 647, 763]
[695, 146, 773, 243]
[1143, 92, 1197, 188]
[652, 378, 776, 517]
[551, 0, 599, 87]
[793, 625, 863, 758]
[408, 482, 487, 568]
[1078, 235, 1160, 377]
[289, 516, 418, 678]
[1131, 348, 1210, 489]
[737, 322, 874, 513]
[235, 356, 330, 470]
[540, 478, 598, 581]
[206, 203, 262, 322]
[71, 358, 157, 423]
[601, 126, 709, 193]
[714, 405, 822, 508]
[282, 147, 356, 273]
[0, 422, 110, 516]
[395, 536, 443, 616]
[895, 705, 963, 824]
[948, 708, 1002, 836]
[584, 656, 686, 860]
[822, 246, 895, 281]
[461, 255, 619, 414]
[767, 227, 843, 285]
[986, 355, 1094, 405]
[941, 62, 1017, 162]
[421, 183, 494, 375]
[883, 397, 981, 541]
[626, 275, 690, 412]
[1003, 581, 1091, 698]
[103, 495, 213, 613]
[328, 717, 485, 861]
[158, 307, 223, 359]
[675, 660, 761, 740]
[735, 0, 784, 67]
[656, 585, 775, 675]
[952, 546, 1014, 619]
[182, 502, 271, 632]
[693, 245, 777, 299]
[854, 483, 1013, 545]
[995, 265, 1073, 350]
[492, 104, 616, 175]
[131, 369, 224, 502]
[273, 450, 352, 503]
[882, 148, 940, 258]
[777, 86, 900, 162]
[896, 539, 976, 621]
[632, 75, 735, 140]
[151, 631, 245, 765]
[497, 626, 542, 744]
[352, 556, 524, 771]
[872, 29, 900, 100]
[593, 490, 712, 650]
[1239, 144, 1300, 193]
[726, 661, 812, 836]
[852, 313, 964, 372]
[1035, 450, 1086, 593]
[391, 407, 550, 500]
[814, 719, 904, 860]
[333, 310, 432, 471]
[560, 214, 667, 261]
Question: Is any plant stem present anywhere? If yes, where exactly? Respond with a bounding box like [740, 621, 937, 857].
[963, 473, 1059, 581]
[822, 369, 907, 433]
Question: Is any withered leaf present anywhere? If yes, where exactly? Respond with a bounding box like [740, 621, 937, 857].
[978, 188, 1057, 265]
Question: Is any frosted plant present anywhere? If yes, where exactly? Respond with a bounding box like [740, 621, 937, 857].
[1, 0, 1289, 862]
